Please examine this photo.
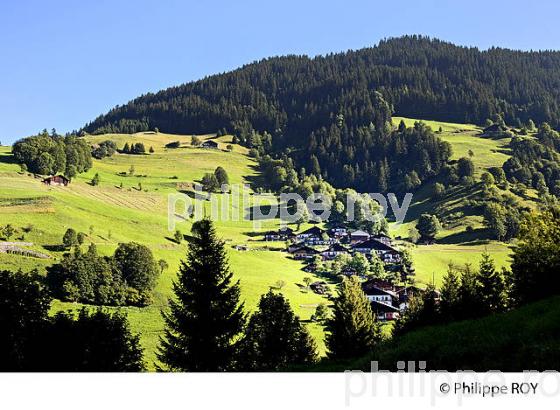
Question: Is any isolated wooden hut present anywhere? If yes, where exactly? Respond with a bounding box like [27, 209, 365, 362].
[42, 175, 70, 186]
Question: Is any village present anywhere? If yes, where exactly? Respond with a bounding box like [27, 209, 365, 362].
[261, 224, 427, 322]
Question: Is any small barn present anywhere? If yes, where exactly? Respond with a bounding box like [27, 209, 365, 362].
[42, 175, 70, 186]
[201, 140, 219, 149]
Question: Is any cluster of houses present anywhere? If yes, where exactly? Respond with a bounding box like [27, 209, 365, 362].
[262, 225, 425, 322]
[264, 225, 401, 265]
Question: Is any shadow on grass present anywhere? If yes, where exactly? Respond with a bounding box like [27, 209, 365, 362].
[0, 152, 18, 165]
[42, 244, 66, 252]
[438, 227, 494, 245]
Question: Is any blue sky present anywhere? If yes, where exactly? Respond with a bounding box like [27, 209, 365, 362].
[1, 0, 560, 144]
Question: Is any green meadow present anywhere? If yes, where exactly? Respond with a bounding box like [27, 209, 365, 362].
[0, 118, 522, 366]
[0, 135, 327, 367]
[390, 117, 523, 285]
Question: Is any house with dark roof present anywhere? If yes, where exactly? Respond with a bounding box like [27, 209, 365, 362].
[42, 175, 70, 186]
[201, 140, 219, 149]
[349, 229, 370, 244]
[361, 281, 398, 304]
[351, 238, 401, 263]
[395, 285, 424, 310]
[361, 281, 400, 321]
[371, 233, 392, 246]
[327, 225, 348, 239]
[364, 278, 395, 292]
[287, 241, 305, 253]
[296, 226, 331, 245]
[370, 300, 401, 321]
[264, 227, 295, 241]
[321, 243, 349, 260]
[291, 245, 320, 260]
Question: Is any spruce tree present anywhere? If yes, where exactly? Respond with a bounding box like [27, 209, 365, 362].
[458, 263, 482, 320]
[158, 219, 245, 371]
[477, 252, 506, 313]
[439, 264, 461, 322]
[393, 283, 439, 336]
[238, 291, 316, 370]
[325, 276, 380, 359]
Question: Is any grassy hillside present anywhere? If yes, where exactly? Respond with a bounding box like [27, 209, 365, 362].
[315, 296, 560, 372]
[390, 117, 531, 285]
[0, 134, 328, 368]
[0, 118, 526, 365]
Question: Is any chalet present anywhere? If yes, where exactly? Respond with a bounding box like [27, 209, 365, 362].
[321, 243, 349, 260]
[42, 175, 70, 186]
[296, 226, 329, 245]
[201, 140, 219, 149]
[349, 230, 370, 244]
[371, 233, 392, 246]
[370, 300, 401, 321]
[364, 278, 395, 292]
[361, 282, 398, 305]
[264, 227, 295, 241]
[327, 225, 348, 239]
[291, 245, 320, 260]
[351, 238, 400, 263]
[287, 241, 305, 253]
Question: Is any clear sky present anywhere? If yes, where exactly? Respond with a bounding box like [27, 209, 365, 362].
[1, 0, 560, 144]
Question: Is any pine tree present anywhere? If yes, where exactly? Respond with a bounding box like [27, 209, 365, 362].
[477, 252, 506, 313]
[457, 263, 482, 320]
[439, 264, 461, 322]
[122, 142, 130, 154]
[238, 291, 316, 370]
[158, 219, 245, 371]
[325, 276, 380, 359]
[310, 155, 321, 177]
[392, 283, 439, 336]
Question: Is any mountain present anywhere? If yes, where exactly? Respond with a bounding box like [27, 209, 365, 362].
[84, 35, 560, 138]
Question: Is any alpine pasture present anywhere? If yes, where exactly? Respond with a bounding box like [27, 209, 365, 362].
[0, 118, 519, 367]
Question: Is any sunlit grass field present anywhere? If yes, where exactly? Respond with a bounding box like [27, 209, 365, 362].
[0, 120, 521, 367]
[0, 136, 327, 368]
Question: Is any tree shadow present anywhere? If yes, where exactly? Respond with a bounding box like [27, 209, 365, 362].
[178, 189, 211, 201]
[438, 228, 494, 245]
[245, 204, 278, 221]
[0, 152, 18, 165]
[42, 244, 66, 252]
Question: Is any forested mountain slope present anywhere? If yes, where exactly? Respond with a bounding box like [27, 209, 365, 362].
[85, 35, 560, 137]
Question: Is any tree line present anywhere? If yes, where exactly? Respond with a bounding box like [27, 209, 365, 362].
[0, 269, 143, 371]
[395, 210, 560, 335]
[12, 129, 92, 178]
[46, 241, 160, 307]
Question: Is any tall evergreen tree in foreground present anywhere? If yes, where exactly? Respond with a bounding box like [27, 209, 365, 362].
[477, 252, 507, 313]
[439, 264, 461, 322]
[325, 276, 380, 359]
[238, 290, 316, 371]
[158, 219, 245, 371]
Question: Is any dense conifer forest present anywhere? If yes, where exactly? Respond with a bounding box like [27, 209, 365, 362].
[82, 35, 560, 191]
[84, 36, 560, 139]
